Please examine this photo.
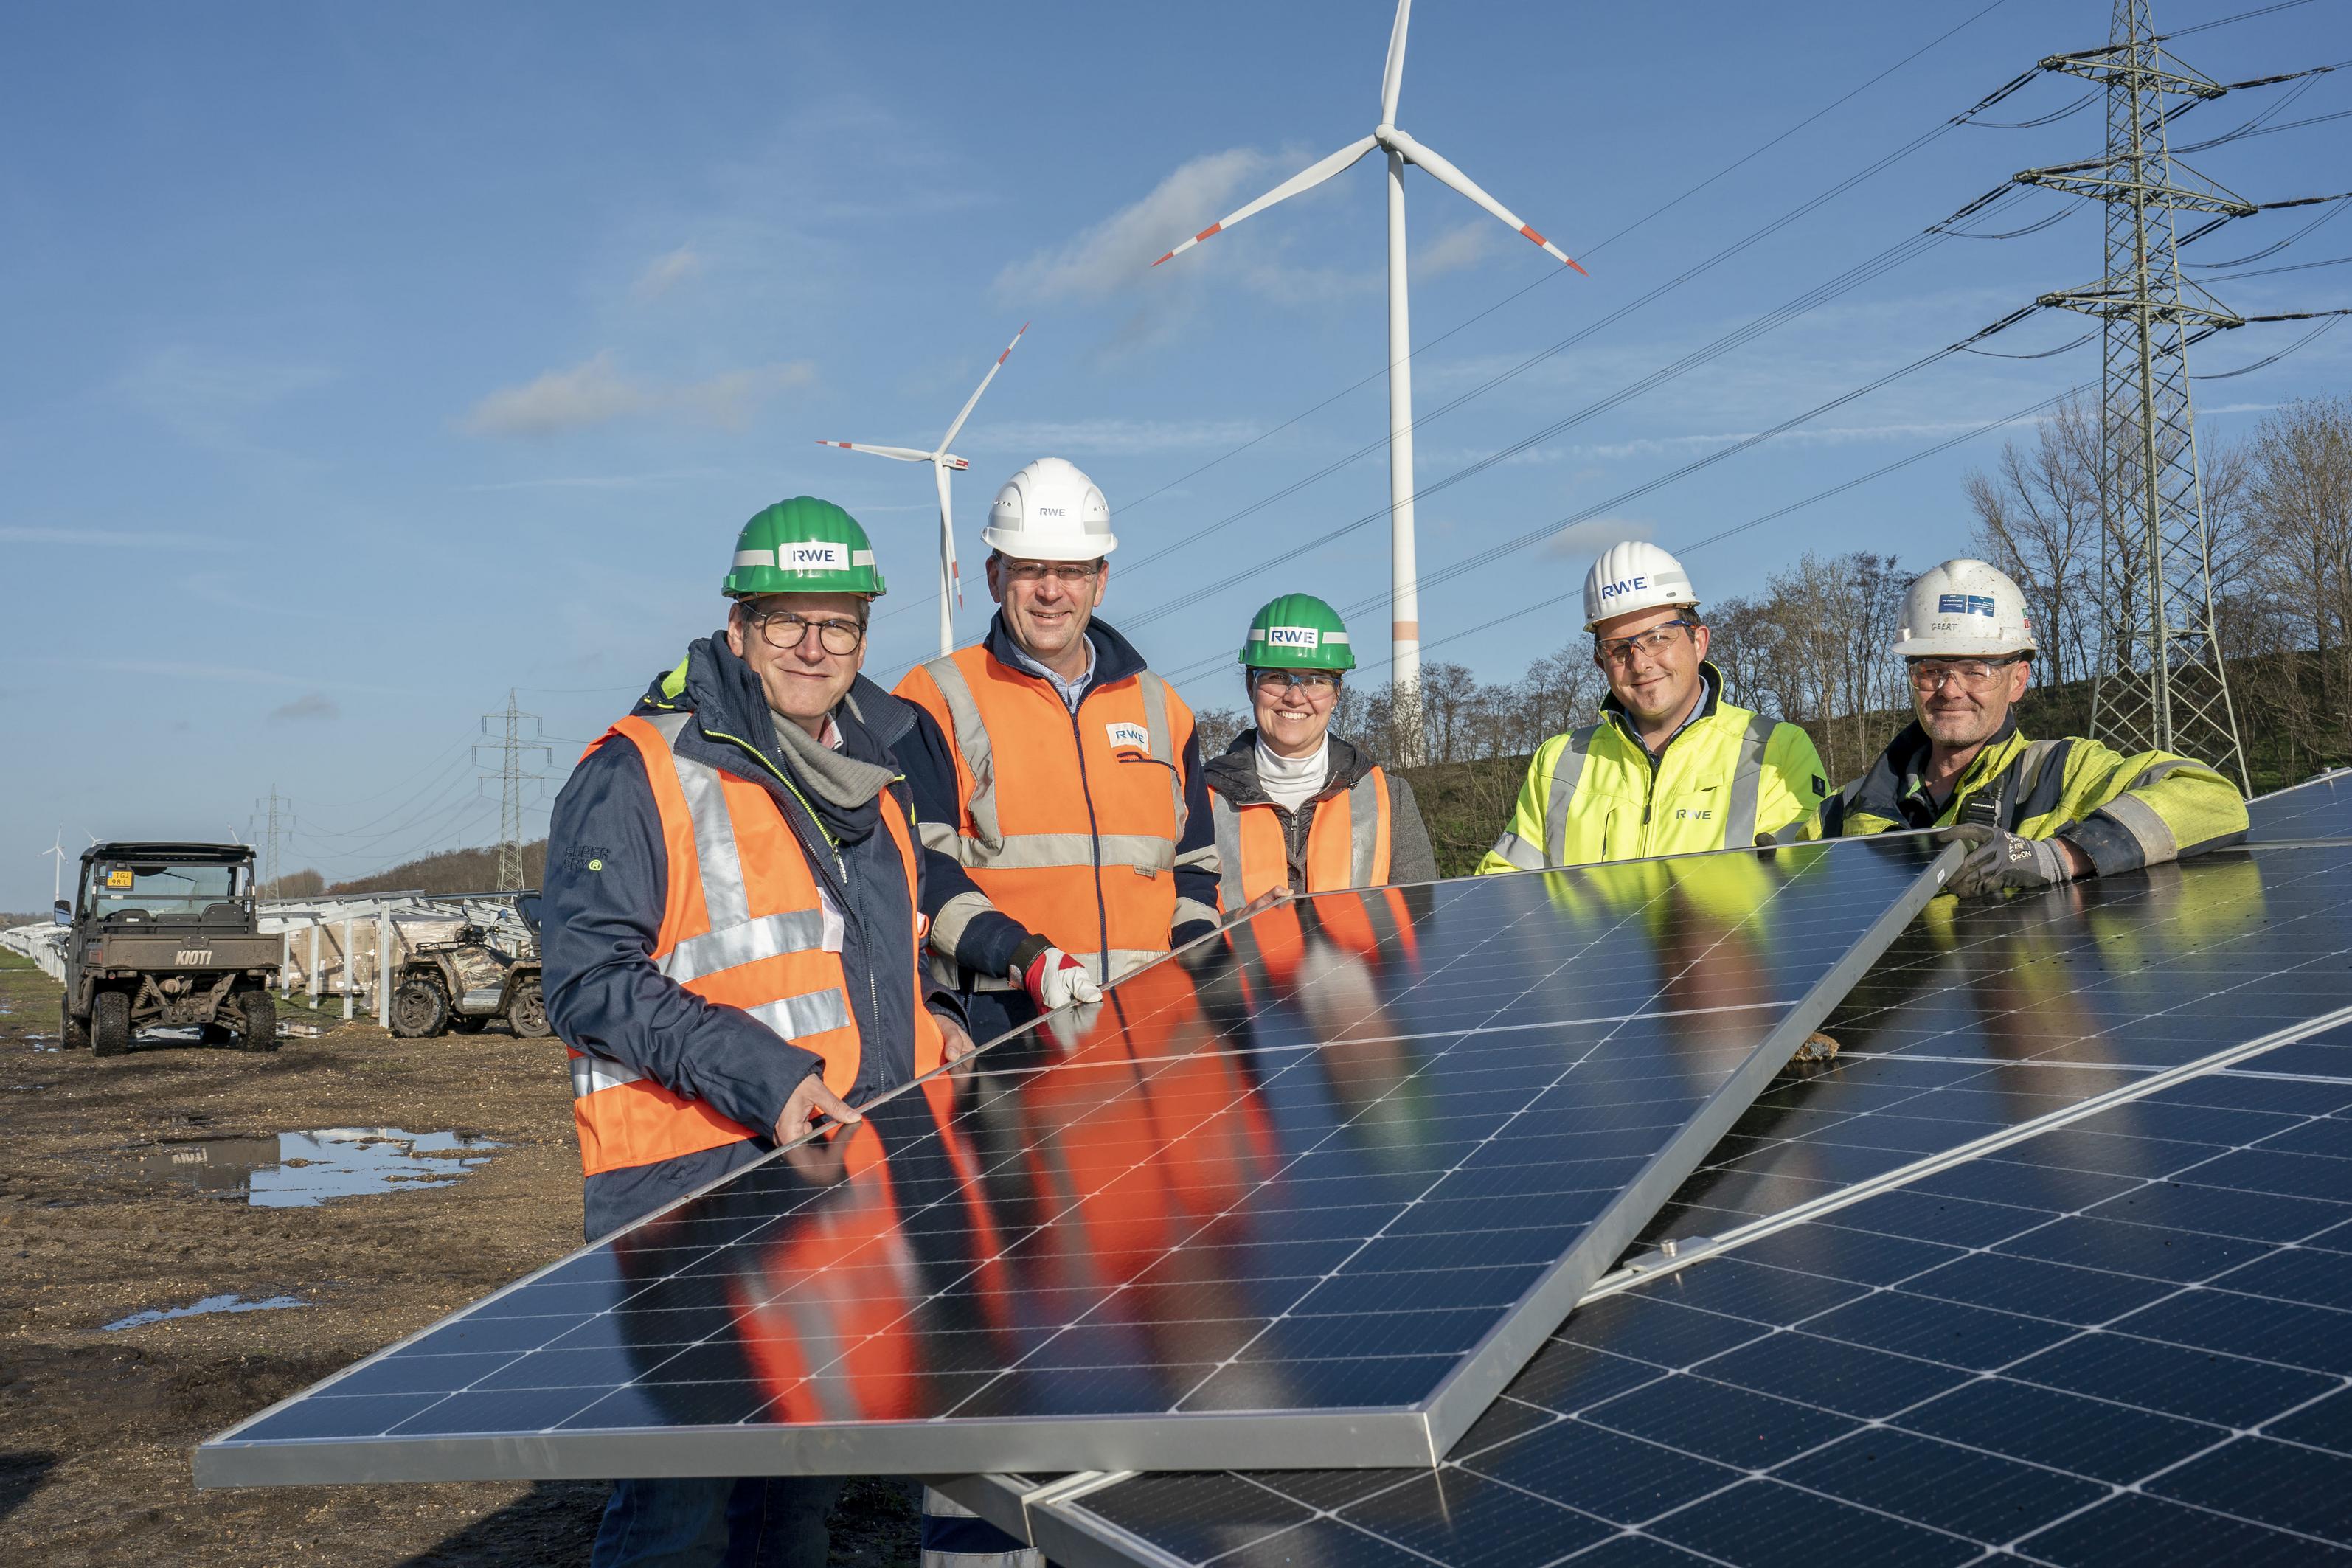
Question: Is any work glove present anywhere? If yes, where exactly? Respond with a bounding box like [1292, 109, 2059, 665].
[1020, 945, 1103, 1012]
[1936, 822, 2074, 899]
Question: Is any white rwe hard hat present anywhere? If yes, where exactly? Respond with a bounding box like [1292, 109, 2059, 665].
[1583, 540, 1699, 631]
[982, 457, 1117, 561]
[1893, 558, 2037, 659]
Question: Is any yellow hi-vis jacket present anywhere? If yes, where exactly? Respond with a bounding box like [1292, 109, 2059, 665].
[1814, 718, 2248, 874]
[1477, 667, 1828, 873]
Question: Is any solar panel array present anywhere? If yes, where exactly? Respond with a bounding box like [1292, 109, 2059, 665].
[955, 842, 2352, 1567]
[196, 836, 1952, 1486]
[2245, 766, 2352, 844]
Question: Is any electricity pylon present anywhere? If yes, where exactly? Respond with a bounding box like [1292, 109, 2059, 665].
[475, 691, 551, 892]
[2016, 0, 2251, 790]
[251, 785, 291, 898]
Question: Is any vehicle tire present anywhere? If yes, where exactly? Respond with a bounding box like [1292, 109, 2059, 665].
[507, 979, 551, 1039]
[91, 991, 131, 1058]
[236, 989, 279, 1052]
[60, 996, 91, 1051]
[389, 977, 450, 1038]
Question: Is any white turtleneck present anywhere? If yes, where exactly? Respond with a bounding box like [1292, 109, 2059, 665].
[1255, 733, 1330, 814]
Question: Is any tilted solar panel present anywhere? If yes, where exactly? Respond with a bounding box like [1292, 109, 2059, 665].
[2246, 767, 2352, 844]
[961, 844, 2352, 1567]
[195, 836, 1953, 1485]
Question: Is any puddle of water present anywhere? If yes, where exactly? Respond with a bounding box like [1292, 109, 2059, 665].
[103, 1293, 308, 1332]
[131, 1127, 507, 1206]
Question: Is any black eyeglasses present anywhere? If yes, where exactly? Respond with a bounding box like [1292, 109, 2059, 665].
[748, 609, 865, 656]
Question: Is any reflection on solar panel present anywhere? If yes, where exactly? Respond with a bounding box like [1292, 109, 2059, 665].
[2247, 767, 2352, 844]
[195, 837, 1953, 1485]
[960, 844, 2352, 1567]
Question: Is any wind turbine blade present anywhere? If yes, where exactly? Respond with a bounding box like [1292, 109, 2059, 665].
[1387, 128, 1588, 274]
[937, 321, 1028, 454]
[815, 441, 933, 462]
[1380, 0, 1412, 124]
[934, 461, 962, 611]
[1153, 135, 1380, 266]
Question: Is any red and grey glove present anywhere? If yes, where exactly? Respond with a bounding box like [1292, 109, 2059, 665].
[1014, 937, 1103, 1012]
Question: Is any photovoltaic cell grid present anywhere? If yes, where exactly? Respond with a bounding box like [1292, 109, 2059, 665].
[1032, 1027, 2352, 1568]
[976, 844, 2352, 1567]
[1631, 838, 2352, 1253]
[2244, 766, 2352, 844]
[196, 836, 1951, 1485]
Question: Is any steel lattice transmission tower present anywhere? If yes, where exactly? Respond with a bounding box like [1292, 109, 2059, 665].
[251, 785, 291, 898]
[2016, 0, 2252, 790]
[475, 691, 551, 892]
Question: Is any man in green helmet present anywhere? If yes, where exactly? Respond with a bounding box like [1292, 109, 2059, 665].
[1205, 594, 1437, 903]
[542, 496, 975, 1568]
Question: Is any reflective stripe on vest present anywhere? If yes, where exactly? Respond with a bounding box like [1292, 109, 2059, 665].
[1541, 726, 1600, 866]
[563, 710, 940, 1179]
[1721, 712, 1776, 849]
[1213, 768, 1391, 909]
[906, 647, 1192, 981]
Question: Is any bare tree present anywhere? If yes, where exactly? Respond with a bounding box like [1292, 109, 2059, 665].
[2243, 395, 2352, 770]
[1966, 395, 2103, 688]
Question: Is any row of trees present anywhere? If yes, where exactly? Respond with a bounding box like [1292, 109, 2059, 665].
[1199, 393, 2351, 788]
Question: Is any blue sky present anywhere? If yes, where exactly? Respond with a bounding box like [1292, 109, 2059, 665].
[4, 0, 2347, 906]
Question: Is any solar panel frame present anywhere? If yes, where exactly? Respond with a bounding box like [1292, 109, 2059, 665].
[193, 836, 1959, 1488]
[2246, 766, 2352, 844]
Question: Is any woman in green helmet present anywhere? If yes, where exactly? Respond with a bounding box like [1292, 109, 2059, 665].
[1202, 594, 1438, 905]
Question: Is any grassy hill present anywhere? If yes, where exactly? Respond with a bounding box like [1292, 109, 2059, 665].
[325, 841, 547, 896]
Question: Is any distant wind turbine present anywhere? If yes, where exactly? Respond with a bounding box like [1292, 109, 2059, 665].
[819, 322, 1030, 657]
[1152, 0, 1583, 764]
[42, 828, 68, 905]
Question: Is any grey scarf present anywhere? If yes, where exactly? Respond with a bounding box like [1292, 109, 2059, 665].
[769, 707, 896, 810]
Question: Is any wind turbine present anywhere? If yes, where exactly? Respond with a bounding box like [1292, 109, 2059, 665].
[42, 828, 68, 905]
[819, 322, 1030, 657]
[1153, 0, 1583, 764]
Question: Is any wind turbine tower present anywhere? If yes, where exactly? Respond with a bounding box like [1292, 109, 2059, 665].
[1154, 0, 1583, 765]
[43, 828, 68, 906]
[820, 322, 1029, 658]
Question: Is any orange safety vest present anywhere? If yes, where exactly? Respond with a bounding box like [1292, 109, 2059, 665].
[896, 646, 1198, 985]
[563, 710, 943, 1179]
[1210, 767, 1391, 909]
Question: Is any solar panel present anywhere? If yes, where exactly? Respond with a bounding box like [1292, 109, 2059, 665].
[2247, 767, 2352, 844]
[195, 836, 1954, 1487]
[960, 844, 2352, 1567]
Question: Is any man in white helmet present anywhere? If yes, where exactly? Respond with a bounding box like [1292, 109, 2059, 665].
[891, 457, 1221, 1568]
[1478, 540, 1829, 873]
[1818, 558, 2247, 895]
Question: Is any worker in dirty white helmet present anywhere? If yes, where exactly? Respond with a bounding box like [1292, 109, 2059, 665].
[1817, 558, 2248, 895]
[1206, 592, 1438, 902]
[1477, 540, 1829, 873]
[541, 496, 976, 1568]
[891, 457, 1218, 1568]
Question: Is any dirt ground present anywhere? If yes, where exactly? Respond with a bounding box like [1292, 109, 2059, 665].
[0, 951, 922, 1567]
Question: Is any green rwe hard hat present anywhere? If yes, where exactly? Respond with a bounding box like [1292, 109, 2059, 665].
[724, 496, 887, 598]
[1239, 593, 1356, 671]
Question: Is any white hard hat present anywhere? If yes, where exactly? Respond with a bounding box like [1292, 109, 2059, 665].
[981, 457, 1117, 562]
[1583, 540, 1699, 631]
[1893, 558, 2037, 659]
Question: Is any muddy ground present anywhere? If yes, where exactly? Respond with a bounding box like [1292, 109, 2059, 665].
[0, 951, 921, 1567]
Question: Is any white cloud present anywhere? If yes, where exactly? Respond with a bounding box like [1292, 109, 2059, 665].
[997, 148, 1274, 304]
[1414, 221, 1499, 280]
[1543, 518, 1651, 558]
[461, 355, 816, 438]
[634, 244, 701, 300]
[0, 526, 232, 550]
[268, 692, 340, 724]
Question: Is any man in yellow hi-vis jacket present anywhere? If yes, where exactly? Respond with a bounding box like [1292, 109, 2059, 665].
[1816, 558, 2247, 895]
[1479, 541, 1828, 874]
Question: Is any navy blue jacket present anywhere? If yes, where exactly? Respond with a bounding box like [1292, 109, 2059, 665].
[895, 613, 1224, 988]
[544, 635, 959, 1239]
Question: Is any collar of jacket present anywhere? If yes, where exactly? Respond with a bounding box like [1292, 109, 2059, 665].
[1204, 729, 1375, 809]
[984, 610, 1150, 695]
[633, 634, 895, 844]
[1850, 712, 2026, 825]
[1599, 660, 1724, 755]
